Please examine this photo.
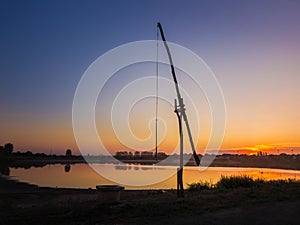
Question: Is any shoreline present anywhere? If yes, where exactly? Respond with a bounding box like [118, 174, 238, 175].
[2, 165, 299, 192]
[1, 175, 299, 225]
[8, 158, 300, 171]
[4, 153, 298, 170]
[2, 165, 300, 192]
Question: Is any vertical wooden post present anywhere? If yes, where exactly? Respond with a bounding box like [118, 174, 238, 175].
[175, 99, 184, 197]
[177, 167, 184, 197]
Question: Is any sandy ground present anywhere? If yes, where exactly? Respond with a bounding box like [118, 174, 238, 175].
[0, 176, 299, 225]
[144, 200, 300, 225]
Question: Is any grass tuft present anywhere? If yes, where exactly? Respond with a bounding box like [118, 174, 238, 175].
[216, 175, 264, 189]
[187, 175, 270, 191]
[188, 176, 300, 191]
[187, 180, 214, 191]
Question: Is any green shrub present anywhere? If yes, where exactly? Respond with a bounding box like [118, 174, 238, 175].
[216, 175, 264, 189]
[187, 180, 214, 191]
[268, 178, 298, 185]
[187, 176, 299, 191]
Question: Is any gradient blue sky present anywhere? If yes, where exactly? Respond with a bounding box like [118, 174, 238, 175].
[1, 0, 300, 154]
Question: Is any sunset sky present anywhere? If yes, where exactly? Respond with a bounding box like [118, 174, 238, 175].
[1, 0, 300, 155]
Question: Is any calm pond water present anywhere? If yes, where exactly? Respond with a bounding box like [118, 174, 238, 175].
[9, 164, 300, 190]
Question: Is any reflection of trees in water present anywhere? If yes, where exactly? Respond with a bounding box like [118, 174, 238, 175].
[115, 165, 128, 170]
[23, 164, 32, 170]
[115, 164, 142, 171]
[141, 167, 153, 171]
[114, 164, 156, 171]
[0, 163, 10, 176]
[64, 164, 71, 173]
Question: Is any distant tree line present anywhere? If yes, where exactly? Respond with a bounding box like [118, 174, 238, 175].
[0, 143, 14, 176]
[0, 143, 75, 159]
[0, 143, 83, 174]
[0, 143, 14, 155]
[115, 151, 167, 160]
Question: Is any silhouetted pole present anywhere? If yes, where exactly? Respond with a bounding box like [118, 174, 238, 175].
[157, 22, 201, 197]
[175, 99, 184, 197]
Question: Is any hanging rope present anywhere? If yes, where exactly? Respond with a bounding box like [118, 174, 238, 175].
[155, 27, 159, 161]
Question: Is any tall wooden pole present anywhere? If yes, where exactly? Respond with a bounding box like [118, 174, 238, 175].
[157, 22, 201, 197]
